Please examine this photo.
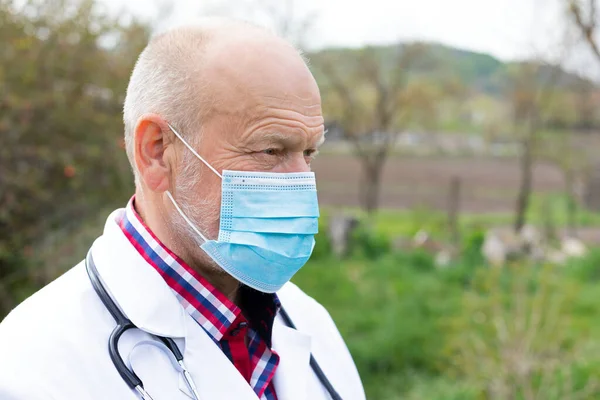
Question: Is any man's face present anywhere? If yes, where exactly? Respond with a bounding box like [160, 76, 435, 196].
[172, 36, 325, 247]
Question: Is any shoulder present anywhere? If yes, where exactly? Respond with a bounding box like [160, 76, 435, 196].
[277, 281, 333, 328]
[277, 282, 366, 399]
[0, 260, 95, 338]
[0, 260, 104, 354]
[0, 261, 113, 395]
[277, 281, 349, 347]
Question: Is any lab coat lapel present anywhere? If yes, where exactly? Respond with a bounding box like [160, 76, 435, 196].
[91, 208, 187, 338]
[94, 209, 255, 399]
[272, 319, 312, 400]
[94, 209, 313, 399]
[178, 315, 257, 399]
[177, 305, 313, 400]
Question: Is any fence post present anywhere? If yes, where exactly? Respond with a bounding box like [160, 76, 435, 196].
[448, 176, 461, 246]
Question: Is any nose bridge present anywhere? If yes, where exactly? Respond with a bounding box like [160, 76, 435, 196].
[285, 153, 311, 173]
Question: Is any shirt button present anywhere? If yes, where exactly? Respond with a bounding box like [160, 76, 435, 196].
[230, 321, 248, 336]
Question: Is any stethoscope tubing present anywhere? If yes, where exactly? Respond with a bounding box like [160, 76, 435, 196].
[86, 250, 144, 389]
[278, 308, 342, 400]
[85, 249, 342, 400]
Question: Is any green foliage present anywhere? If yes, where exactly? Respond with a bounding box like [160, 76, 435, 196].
[394, 248, 436, 272]
[566, 247, 600, 282]
[445, 264, 600, 399]
[294, 252, 454, 398]
[294, 217, 600, 399]
[460, 226, 486, 265]
[325, 193, 600, 245]
[311, 216, 333, 261]
[349, 220, 392, 259]
[0, 0, 148, 312]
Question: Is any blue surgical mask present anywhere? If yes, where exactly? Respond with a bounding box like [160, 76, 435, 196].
[165, 124, 319, 293]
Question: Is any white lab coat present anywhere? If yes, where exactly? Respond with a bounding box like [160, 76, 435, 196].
[0, 209, 365, 400]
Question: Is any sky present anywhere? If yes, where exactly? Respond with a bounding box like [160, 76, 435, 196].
[98, 0, 576, 62]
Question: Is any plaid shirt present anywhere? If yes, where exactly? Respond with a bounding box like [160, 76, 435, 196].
[118, 198, 280, 399]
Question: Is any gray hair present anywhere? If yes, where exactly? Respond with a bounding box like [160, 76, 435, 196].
[122, 18, 307, 188]
[122, 18, 266, 186]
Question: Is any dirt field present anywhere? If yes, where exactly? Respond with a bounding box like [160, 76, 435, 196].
[311, 154, 566, 212]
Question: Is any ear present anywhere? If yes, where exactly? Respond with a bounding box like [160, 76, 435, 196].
[134, 114, 173, 193]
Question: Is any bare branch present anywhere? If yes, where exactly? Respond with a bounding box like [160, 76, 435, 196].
[356, 48, 392, 133]
[316, 54, 361, 139]
[569, 0, 600, 61]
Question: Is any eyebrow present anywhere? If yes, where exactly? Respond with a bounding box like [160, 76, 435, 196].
[316, 129, 327, 147]
[248, 130, 325, 148]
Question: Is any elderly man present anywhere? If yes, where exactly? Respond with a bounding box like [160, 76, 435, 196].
[0, 19, 365, 400]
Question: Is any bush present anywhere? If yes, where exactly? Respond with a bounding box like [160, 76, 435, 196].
[444, 264, 599, 399]
[298, 236, 600, 400]
[567, 247, 600, 282]
[0, 0, 145, 316]
[461, 226, 486, 265]
[310, 216, 333, 261]
[394, 248, 436, 272]
[349, 220, 392, 259]
[296, 248, 466, 399]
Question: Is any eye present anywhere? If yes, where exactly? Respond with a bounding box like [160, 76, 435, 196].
[262, 148, 278, 156]
[304, 149, 317, 158]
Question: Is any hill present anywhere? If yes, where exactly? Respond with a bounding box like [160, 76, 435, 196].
[307, 42, 593, 97]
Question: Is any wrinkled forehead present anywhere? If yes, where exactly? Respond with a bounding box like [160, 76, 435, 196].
[200, 35, 322, 119]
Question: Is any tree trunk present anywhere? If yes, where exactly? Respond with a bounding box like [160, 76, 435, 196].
[360, 158, 384, 215]
[514, 119, 536, 233]
[583, 163, 600, 211]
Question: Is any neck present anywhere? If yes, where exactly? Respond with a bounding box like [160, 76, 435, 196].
[134, 190, 241, 304]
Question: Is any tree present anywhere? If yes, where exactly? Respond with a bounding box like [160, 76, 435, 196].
[537, 84, 597, 238]
[510, 60, 574, 232]
[509, 63, 541, 232]
[566, 0, 600, 212]
[505, 5, 581, 234]
[202, 0, 317, 49]
[0, 0, 149, 315]
[312, 44, 439, 215]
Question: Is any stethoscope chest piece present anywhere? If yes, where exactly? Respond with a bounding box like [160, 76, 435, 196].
[86, 250, 200, 400]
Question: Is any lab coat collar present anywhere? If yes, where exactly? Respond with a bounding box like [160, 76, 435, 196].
[91, 208, 187, 338]
[176, 306, 313, 400]
[92, 209, 315, 399]
[177, 312, 258, 398]
[271, 321, 312, 400]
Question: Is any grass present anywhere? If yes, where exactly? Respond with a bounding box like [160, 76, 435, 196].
[320, 192, 600, 242]
[293, 245, 600, 399]
[296, 196, 600, 398]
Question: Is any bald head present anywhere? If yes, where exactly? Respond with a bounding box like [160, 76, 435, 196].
[123, 19, 317, 182]
[122, 18, 323, 290]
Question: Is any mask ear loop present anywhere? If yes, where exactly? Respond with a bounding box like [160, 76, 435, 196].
[166, 191, 209, 244]
[167, 123, 222, 179]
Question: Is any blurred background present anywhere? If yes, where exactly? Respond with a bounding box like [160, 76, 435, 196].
[4, 0, 600, 398]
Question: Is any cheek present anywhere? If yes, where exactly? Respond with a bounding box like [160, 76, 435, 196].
[187, 180, 222, 215]
[178, 159, 222, 199]
[178, 187, 222, 238]
[193, 180, 222, 223]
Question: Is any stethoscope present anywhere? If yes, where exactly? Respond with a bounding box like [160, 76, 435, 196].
[85, 249, 342, 400]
